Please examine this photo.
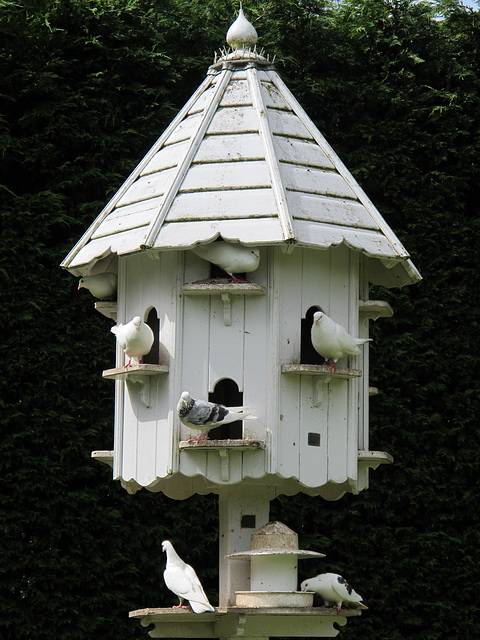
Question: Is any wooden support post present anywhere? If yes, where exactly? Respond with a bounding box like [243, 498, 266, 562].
[218, 487, 272, 607]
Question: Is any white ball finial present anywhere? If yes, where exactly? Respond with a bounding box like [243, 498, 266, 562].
[226, 4, 258, 49]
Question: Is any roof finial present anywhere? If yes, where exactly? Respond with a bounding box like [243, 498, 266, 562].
[226, 3, 258, 50]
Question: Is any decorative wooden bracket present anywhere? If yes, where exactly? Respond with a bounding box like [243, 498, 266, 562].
[221, 292, 232, 326]
[218, 448, 230, 481]
[281, 365, 362, 407]
[313, 375, 331, 407]
[179, 440, 265, 483]
[126, 376, 151, 407]
[102, 364, 169, 408]
[182, 282, 265, 327]
[129, 606, 360, 638]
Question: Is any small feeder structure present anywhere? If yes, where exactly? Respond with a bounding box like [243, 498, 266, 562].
[62, 6, 420, 638]
[227, 521, 324, 606]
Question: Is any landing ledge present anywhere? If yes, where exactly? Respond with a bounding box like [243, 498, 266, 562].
[179, 439, 265, 450]
[130, 606, 361, 638]
[182, 281, 265, 295]
[282, 364, 362, 379]
[102, 364, 169, 380]
[130, 606, 362, 618]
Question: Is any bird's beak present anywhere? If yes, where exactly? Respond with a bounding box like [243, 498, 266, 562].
[77, 283, 82, 290]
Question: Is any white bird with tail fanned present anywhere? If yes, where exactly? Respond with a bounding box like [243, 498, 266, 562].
[111, 316, 154, 367]
[301, 572, 368, 614]
[162, 540, 214, 613]
[192, 240, 260, 282]
[177, 391, 256, 443]
[311, 311, 371, 368]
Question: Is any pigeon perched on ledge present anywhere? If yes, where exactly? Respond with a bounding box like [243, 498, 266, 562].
[111, 316, 154, 367]
[311, 311, 371, 368]
[177, 391, 256, 442]
[192, 240, 260, 282]
[78, 273, 117, 299]
[301, 573, 368, 614]
[162, 540, 214, 613]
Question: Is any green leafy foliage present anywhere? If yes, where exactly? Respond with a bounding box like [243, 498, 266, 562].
[1, 1, 479, 638]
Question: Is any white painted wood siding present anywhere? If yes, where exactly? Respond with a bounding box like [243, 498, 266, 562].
[277, 245, 362, 488]
[112, 246, 367, 494]
[114, 252, 178, 488]
[178, 252, 269, 484]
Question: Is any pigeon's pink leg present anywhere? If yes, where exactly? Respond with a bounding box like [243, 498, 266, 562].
[230, 274, 247, 283]
[124, 360, 132, 368]
[173, 598, 189, 609]
[323, 360, 337, 372]
[335, 605, 342, 615]
[188, 432, 210, 445]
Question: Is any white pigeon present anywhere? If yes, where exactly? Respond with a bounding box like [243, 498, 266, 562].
[162, 540, 215, 613]
[110, 316, 154, 367]
[301, 572, 368, 614]
[177, 391, 256, 443]
[311, 311, 371, 368]
[78, 273, 117, 299]
[192, 240, 260, 282]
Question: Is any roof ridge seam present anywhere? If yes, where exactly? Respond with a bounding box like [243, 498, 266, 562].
[142, 69, 234, 249]
[246, 67, 295, 242]
[61, 73, 215, 268]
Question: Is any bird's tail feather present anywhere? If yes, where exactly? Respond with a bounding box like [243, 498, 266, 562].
[228, 406, 250, 413]
[355, 338, 372, 345]
[190, 600, 215, 613]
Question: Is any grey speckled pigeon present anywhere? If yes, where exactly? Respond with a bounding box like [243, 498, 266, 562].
[301, 573, 368, 614]
[162, 540, 214, 613]
[311, 311, 371, 368]
[177, 391, 256, 442]
[111, 316, 154, 367]
[78, 273, 117, 299]
[192, 240, 260, 282]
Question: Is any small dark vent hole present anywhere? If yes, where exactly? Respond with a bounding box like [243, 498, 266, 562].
[308, 432, 321, 447]
[241, 515, 256, 529]
[143, 308, 159, 365]
[208, 379, 243, 440]
[301, 305, 325, 365]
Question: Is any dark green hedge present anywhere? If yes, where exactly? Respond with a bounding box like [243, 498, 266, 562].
[1, 1, 479, 638]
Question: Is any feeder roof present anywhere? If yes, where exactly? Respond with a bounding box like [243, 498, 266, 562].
[62, 10, 421, 288]
[225, 521, 325, 560]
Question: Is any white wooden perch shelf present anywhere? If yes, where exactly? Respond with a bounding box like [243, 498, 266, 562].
[282, 364, 362, 407]
[129, 606, 361, 638]
[91, 450, 113, 467]
[358, 450, 394, 468]
[102, 364, 169, 408]
[94, 301, 117, 320]
[359, 299, 394, 320]
[182, 282, 265, 326]
[179, 439, 266, 482]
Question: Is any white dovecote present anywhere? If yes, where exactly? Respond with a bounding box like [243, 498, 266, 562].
[64, 10, 420, 505]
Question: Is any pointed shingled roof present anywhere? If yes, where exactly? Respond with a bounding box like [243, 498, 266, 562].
[62, 12, 420, 288]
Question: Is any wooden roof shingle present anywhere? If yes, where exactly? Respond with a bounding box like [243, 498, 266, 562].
[62, 15, 420, 288]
